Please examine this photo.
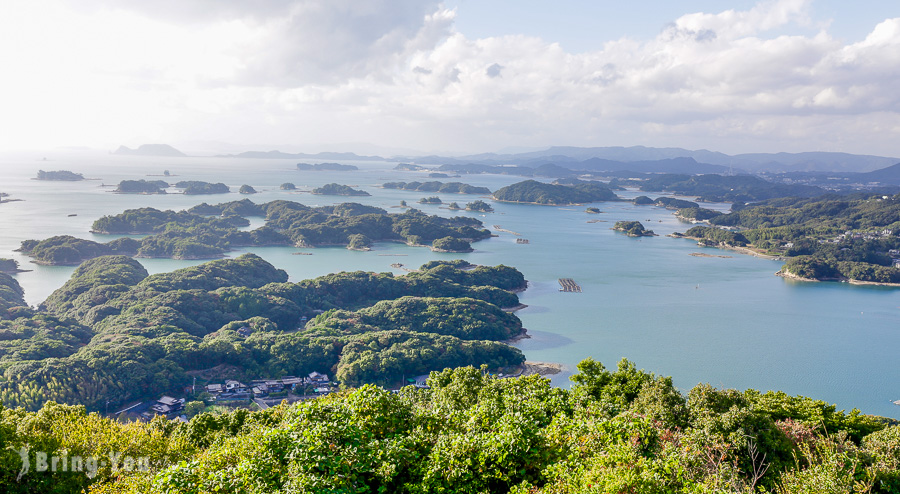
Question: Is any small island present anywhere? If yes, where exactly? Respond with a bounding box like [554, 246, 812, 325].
[280, 183, 296, 190]
[296, 162, 359, 171]
[447, 202, 461, 210]
[431, 236, 474, 253]
[612, 221, 656, 237]
[418, 196, 442, 204]
[311, 183, 370, 196]
[0, 258, 29, 273]
[115, 179, 169, 194]
[466, 200, 494, 212]
[586, 207, 601, 214]
[239, 185, 258, 194]
[35, 170, 84, 181]
[347, 233, 372, 251]
[492, 180, 619, 205]
[175, 181, 230, 195]
[393, 163, 427, 171]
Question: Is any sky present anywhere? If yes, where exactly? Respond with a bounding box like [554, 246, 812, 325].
[0, 0, 898, 157]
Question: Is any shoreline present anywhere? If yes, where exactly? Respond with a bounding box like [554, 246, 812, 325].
[777, 270, 900, 287]
[672, 235, 785, 261]
[506, 361, 564, 377]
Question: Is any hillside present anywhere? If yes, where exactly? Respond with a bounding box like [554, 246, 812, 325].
[493, 180, 619, 205]
[114, 144, 187, 157]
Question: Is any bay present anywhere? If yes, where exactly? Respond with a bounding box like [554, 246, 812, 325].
[1, 151, 898, 418]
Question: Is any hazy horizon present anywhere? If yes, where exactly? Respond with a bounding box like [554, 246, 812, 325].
[2, 0, 899, 160]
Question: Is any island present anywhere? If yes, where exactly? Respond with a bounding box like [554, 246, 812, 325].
[239, 184, 257, 194]
[447, 202, 461, 210]
[114, 143, 187, 157]
[431, 235, 474, 253]
[0, 258, 26, 273]
[418, 196, 442, 204]
[382, 181, 491, 194]
[115, 179, 169, 194]
[586, 207, 601, 214]
[613, 221, 656, 237]
[672, 193, 900, 284]
[311, 183, 370, 196]
[24, 199, 492, 265]
[296, 162, 359, 171]
[393, 163, 427, 171]
[492, 179, 620, 205]
[347, 233, 372, 251]
[280, 182, 296, 190]
[175, 181, 230, 195]
[466, 200, 494, 212]
[35, 170, 85, 181]
[611, 172, 823, 202]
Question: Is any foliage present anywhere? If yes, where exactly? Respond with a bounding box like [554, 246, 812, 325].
[279, 182, 295, 190]
[493, 180, 620, 205]
[382, 181, 492, 194]
[18, 236, 141, 265]
[0, 258, 20, 273]
[466, 200, 494, 212]
[418, 196, 442, 204]
[311, 183, 370, 196]
[238, 185, 257, 194]
[432, 236, 473, 252]
[35, 170, 84, 181]
[613, 221, 655, 237]
[174, 181, 229, 195]
[115, 180, 168, 194]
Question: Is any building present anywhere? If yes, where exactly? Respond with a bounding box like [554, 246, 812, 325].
[150, 396, 185, 416]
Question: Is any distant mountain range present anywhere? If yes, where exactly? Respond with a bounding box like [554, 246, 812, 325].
[115, 143, 899, 175]
[114, 144, 187, 157]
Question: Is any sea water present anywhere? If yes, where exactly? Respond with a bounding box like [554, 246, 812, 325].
[1, 151, 898, 417]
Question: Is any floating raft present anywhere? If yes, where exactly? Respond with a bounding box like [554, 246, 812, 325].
[516, 238, 530, 244]
[558, 278, 582, 292]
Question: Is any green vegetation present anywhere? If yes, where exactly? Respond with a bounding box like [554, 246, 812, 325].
[35, 169, 84, 181]
[279, 182, 296, 190]
[586, 207, 600, 213]
[2, 358, 896, 493]
[677, 206, 724, 221]
[612, 173, 824, 202]
[0, 255, 526, 413]
[382, 181, 491, 194]
[175, 181, 230, 195]
[447, 201, 461, 210]
[613, 221, 656, 237]
[418, 196, 442, 204]
[17, 236, 141, 265]
[296, 162, 358, 171]
[432, 236, 473, 252]
[0, 258, 20, 273]
[114, 180, 169, 194]
[311, 183, 370, 196]
[633, 195, 654, 205]
[238, 184, 257, 194]
[653, 196, 699, 209]
[677, 193, 900, 283]
[466, 200, 494, 212]
[29, 200, 493, 265]
[493, 180, 619, 205]
[347, 233, 372, 251]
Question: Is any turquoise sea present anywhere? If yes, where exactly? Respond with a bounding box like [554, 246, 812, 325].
[2, 151, 899, 417]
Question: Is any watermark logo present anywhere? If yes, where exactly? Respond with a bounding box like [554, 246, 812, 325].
[9, 447, 150, 481]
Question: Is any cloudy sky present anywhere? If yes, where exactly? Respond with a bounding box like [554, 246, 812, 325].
[0, 0, 898, 156]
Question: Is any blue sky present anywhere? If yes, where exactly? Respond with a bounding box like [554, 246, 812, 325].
[0, 0, 898, 157]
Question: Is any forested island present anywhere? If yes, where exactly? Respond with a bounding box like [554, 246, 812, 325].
[673, 193, 900, 284]
[20, 199, 492, 264]
[296, 162, 359, 171]
[239, 184, 257, 194]
[0, 258, 24, 273]
[35, 169, 85, 181]
[311, 183, 370, 196]
[0, 254, 526, 413]
[492, 180, 620, 205]
[115, 179, 169, 194]
[610, 173, 824, 202]
[175, 181, 230, 195]
[613, 221, 656, 237]
[431, 236, 473, 253]
[418, 196, 442, 204]
[280, 182, 296, 190]
[466, 199, 494, 212]
[382, 181, 491, 194]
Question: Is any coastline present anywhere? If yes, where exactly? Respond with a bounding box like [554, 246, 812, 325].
[506, 361, 564, 377]
[777, 270, 900, 287]
[672, 235, 785, 261]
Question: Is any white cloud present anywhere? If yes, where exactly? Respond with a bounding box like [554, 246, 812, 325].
[1, 0, 899, 156]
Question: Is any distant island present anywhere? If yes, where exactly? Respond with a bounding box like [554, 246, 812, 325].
[613, 221, 656, 237]
[0, 258, 28, 273]
[280, 183, 296, 190]
[114, 144, 187, 157]
[431, 236, 473, 253]
[394, 163, 427, 171]
[239, 185, 257, 194]
[311, 183, 370, 196]
[466, 200, 494, 212]
[115, 179, 169, 194]
[492, 180, 619, 205]
[418, 196, 442, 204]
[175, 181, 230, 195]
[296, 162, 359, 171]
[35, 170, 85, 181]
[382, 181, 491, 195]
